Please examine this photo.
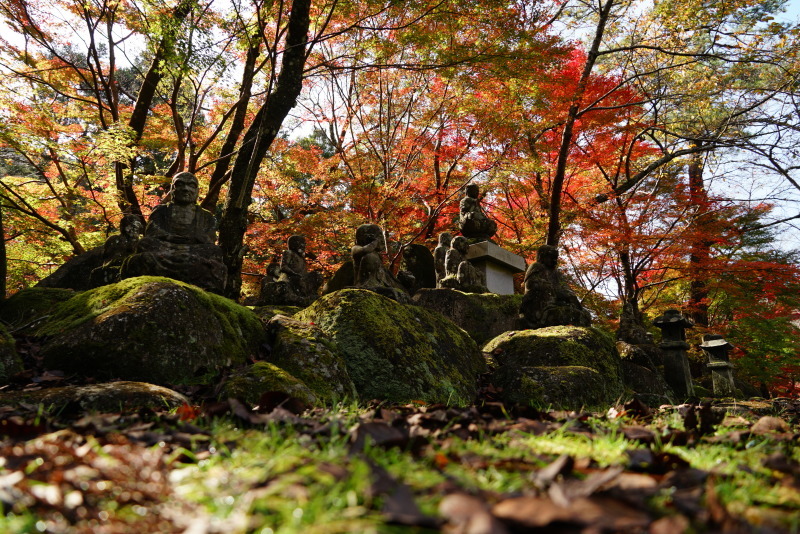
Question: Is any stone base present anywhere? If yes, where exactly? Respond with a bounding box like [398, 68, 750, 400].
[465, 241, 526, 295]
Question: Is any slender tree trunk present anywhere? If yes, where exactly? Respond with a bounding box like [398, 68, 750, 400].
[116, 0, 195, 216]
[687, 144, 711, 327]
[0, 203, 6, 299]
[546, 0, 615, 246]
[201, 43, 260, 211]
[218, 0, 311, 299]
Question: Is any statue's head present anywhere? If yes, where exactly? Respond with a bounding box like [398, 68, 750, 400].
[438, 232, 452, 246]
[355, 223, 385, 251]
[120, 214, 144, 239]
[452, 236, 469, 254]
[536, 244, 558, 269]
[170, 172, 199, 205]
[465, 184, 479, 198]
[288, 234, 306, 255]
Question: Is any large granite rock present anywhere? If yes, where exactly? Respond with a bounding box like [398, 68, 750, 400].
[484, 326, 624, 409]
[266, 314, 357, 402]
[412, 288, 522, 346]
[295, 289, 485, 404]
[35, 276, 265, 385]
[0, 324, 22, 385]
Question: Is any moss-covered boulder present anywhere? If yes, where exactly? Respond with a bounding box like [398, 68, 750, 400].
[412, 288, 523, 346]
[0, 381, 188, 412]
[493, 365, 615, 409]
[296, 289, 485, 404]
[484, 326, 624, 409]
[0, 324, 22, 385]
[223, 362, 317, 406]
[36, 276, 266, 385]
[267, 315, 356, 402]
[0, 287, 76, 331]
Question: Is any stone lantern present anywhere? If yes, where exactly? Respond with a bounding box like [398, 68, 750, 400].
[653, 309, 695, 399]
[700, 334, 735, 397]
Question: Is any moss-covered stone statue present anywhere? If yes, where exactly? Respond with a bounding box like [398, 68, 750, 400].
[519, 245, 591, 329]
[440, 236, 488, 293]
[351, 223, 408, 302]
[89, 214, 144, 287]
[260, 235, 318, 306]
[459, 184, 497, 241]
[433, 232, 452, 288]
[121, 172, 227, 293]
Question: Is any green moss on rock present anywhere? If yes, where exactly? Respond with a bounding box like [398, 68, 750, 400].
[295, 289, 485, 405]
[485, 326, 624, 408]
[0, 381, 188, 413]
[0, 323, 22, 385]
[412, 288, 523, 346]
[36, 276, 266, 385]
[224, 362, 317, 406]
[267, 315, 356, 402]
[494, 365, 614, 409]
[0, 287, 76, 332]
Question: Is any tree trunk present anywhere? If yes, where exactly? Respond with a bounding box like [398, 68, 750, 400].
[546, 0, 615, 246]
[201, 43, 260, 211]
[0, 203, 6, 299]
[218, 0, 311, 299]
[116, 0, 195, 216]
[687, 145, 711, 327]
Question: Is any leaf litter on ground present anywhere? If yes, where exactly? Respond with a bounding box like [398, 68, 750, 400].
[0, 390, 798, 533]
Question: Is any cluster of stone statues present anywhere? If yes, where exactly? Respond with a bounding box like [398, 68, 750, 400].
[40, 174, 591, 332]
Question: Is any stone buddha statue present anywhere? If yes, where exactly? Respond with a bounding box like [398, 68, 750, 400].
[121, 172, 227, 293]
[459, 184, 497, 241]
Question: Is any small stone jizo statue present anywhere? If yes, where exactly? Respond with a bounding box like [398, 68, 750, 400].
[433, 232, 452, 287]
[90, 214, 144, 286]
[440, 236, 488, 293]
[260, 235, 316, 306]
[351, 223, 408, 301]
[519, 245, 591, 329]
[459, 184, 497, 241]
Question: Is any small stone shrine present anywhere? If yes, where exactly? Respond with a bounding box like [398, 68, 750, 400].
[440, 236, 489, 293]
[351, 223, 409, 301]
[260, 235, 317, 306]
[653, 309, 695, 399]
[700, 334, 736, 397]
[120, 172, 227, 293]
[519, 245, 591, 329]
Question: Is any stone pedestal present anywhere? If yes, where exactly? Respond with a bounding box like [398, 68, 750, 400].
[465, 241, 525, 295]
[660, 340, 695, 398]
[700, 334, 735, 397]
[708, 361, 735, 397]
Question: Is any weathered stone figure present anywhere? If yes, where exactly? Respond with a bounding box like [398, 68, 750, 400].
[351, 223, 408, 301]
[90, 214, 144, 286]
[440, 236, 488, 293]
[398, 243, 436, 294]
[260, 235, 315, 306]
[459, 184, 497, 241]
[433, 232, 452, 287]
[519, 245, 591, 329]
[121, 172, 227, 293]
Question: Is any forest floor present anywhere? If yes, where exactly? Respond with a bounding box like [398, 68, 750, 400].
[0, 388, 798, 533]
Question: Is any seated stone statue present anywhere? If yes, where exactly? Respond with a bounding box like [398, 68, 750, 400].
[398, 243, 436, 294]
[260, 235, 316, 306]
[89, 214, 144, 287]
[519, 245, 591, 329]
[459, 184, 497, 241]
[433, 232, 452, 288]
[351, 223, 408, 301]
[120, 172, 227, 293]
[440, 236, 488, 293]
